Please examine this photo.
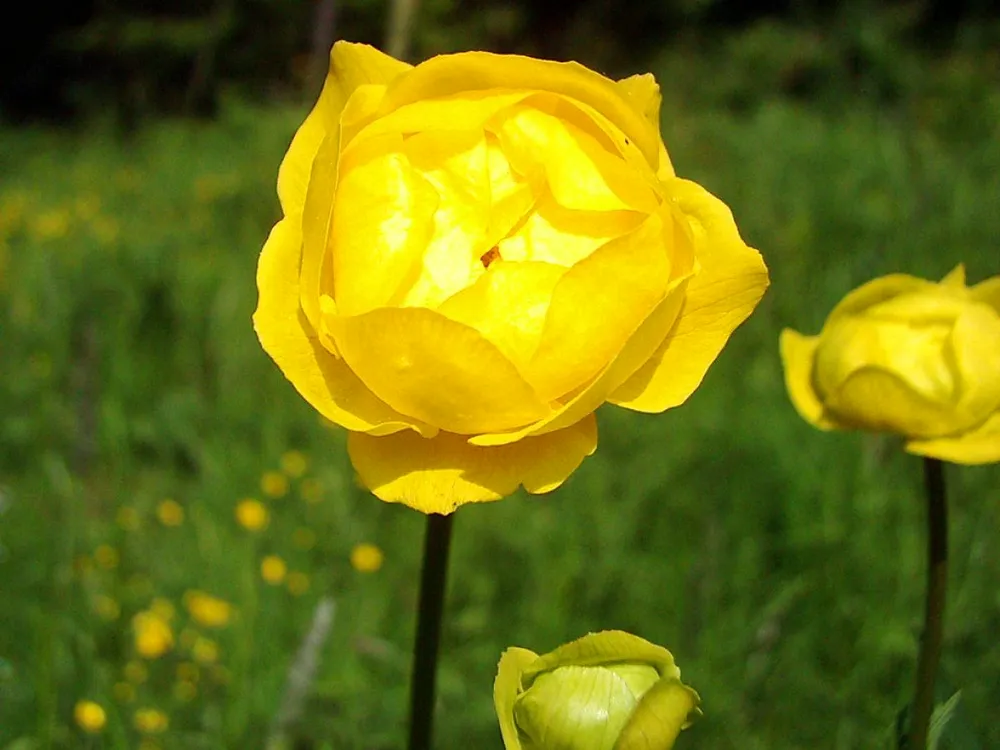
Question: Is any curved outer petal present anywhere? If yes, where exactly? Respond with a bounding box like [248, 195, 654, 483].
[329, 307, 554, 434]
[377, 51, 663, 172]
[616, 679, 702, 750]
[522, 631, 680, 684]
[347, 414, 598, 513]
[609, 179, 769, 412]
[614, 72, 675, 180]
[253, 219, 434, 437]
[823, 273, 934, 327]
[906, 411, 1000, 465]
[972, 274, 1000, 313]
[277, 42, 411, 217]
[778, 329, 843, 431]
[495, 647, 540, 750]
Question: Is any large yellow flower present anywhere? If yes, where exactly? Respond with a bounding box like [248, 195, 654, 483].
[781, 266, 1000, 464]
[255, 42, 769, 513]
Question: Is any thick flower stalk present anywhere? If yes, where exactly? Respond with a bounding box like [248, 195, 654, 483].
[254, 41, 769, 513]
[781, 265, 1000, 464]
[494, 630, 700, 750]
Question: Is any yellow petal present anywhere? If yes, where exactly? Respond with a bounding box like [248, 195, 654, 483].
[609, 179, 769, 412]
[436, 260, 567, 370]
[379, 51, 662, 171]
[331, 150, 439, 316]
[778, 329, 842, 430]
[940, 264, 966, 287]
[906, 411, 1000, 465]
[347, 415, 598, 513]
[253, 219, 433, 436]
[470, 275, 689, 446]
[494, 647, 539, 750]
[615, 73, 661, 131]
[277, 42, 411, 217]
[328, 307, 553, 434]
[971, 274, 1000, 313]
[948, 302, 1000, 423]
[525, 213, 678, 400]
[824, 273, 932, 326]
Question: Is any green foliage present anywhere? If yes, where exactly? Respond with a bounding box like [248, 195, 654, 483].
[2, 63, 999, 750]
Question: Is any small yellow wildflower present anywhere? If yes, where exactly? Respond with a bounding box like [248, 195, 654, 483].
[94, 544, 119, 570]
[93, 594, 121, 621]
[124, 660, 149, 684]
[191, 636, 220, 665]
[133, 611, 174, 659]
[280, 450, 308, 478]
[74, 700, 106, 733]
[261, 471, 289, 498]
[113, 681, 136, 703]
[156, 499, 184, 527]
[150, 597, 176, 622]
[133, 707, 169, 734]
[116, 505, 140, 531]
[292, 528, 316, 550]
[350, 543, 384, 573]
[300, 479, 323, 504]
[30, 209, 71, 240]
[183, 591, 232, 628]
[287, 571, 310, 597]
[173, 680, 197, 702]
[234, 498, 269, 531]
[260, 555, 287, 585]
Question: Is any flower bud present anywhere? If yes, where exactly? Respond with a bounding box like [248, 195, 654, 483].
[781, 265, 1000, 464]
[494, 630, 700, 750]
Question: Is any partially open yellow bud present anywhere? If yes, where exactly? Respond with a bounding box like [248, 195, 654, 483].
[495, 631, 700, 750]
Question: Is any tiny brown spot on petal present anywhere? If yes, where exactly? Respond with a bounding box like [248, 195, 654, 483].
[480, 246, 501, 268]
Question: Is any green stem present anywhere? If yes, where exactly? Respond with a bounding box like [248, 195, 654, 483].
[908, 457, 948, 750]
[407, 512, 454, 750]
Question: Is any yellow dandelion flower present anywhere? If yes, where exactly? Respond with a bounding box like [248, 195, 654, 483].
[260, 555, 287, 585]
[350, 543, 384, 573]
[150, 597, 175, 622]
[123, 660, 148, 685]
[261, 471, 289, 498]
[191, 636, 220, 665]
[113, 681, 135, 703]
[173, 680, 197, 702]
[234, 498, 269, 531]
[133, 707, 169, 734]
[291, 528, 316, 550]
[94, 544, 119, 570]
[280, 450, 308, 478]
[156, 499, 184, 527]
[30, 209, 71, 240]
[176, 662, 199, 683]
[133, 611, 174, 659]
[74, 700, 106, 733]
[93, 594, 120, 621]
[299, 478, 323, 504]
[116, 505, 140, 531]
[183, 591, 232, 629]
[287, 572, 310, 597]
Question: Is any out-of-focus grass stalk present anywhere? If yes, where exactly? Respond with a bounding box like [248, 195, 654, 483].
[265, 597, 336, 750]
[385, 0, 419, 61]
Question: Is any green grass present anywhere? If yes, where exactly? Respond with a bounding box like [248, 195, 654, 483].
[1, 84, 999, 750]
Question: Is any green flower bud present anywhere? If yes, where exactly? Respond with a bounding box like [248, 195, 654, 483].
[494, 630, 701, 750]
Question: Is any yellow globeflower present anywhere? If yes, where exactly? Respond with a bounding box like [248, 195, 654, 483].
[781, 265, 1000, 464]
[74, 700, 107, 734]
[156, 499, 185, 527]
[280, 450, 309, 478]
[235, 498, 269, 531]
[260, 555, 288, 585]
[183, 591, 233, 628]
[287, 571, 310, 596]
[261, 470, 289, 498]
[253, 42, 768, 514]
[350, 543, 384, 573]
[133, 611, 174, 659]
[133, 707, 169, 734]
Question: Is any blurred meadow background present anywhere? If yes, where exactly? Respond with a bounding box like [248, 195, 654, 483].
[2, 1, 1000, 748]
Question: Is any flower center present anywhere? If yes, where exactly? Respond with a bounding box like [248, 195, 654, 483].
[480, 246, 501, 268]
